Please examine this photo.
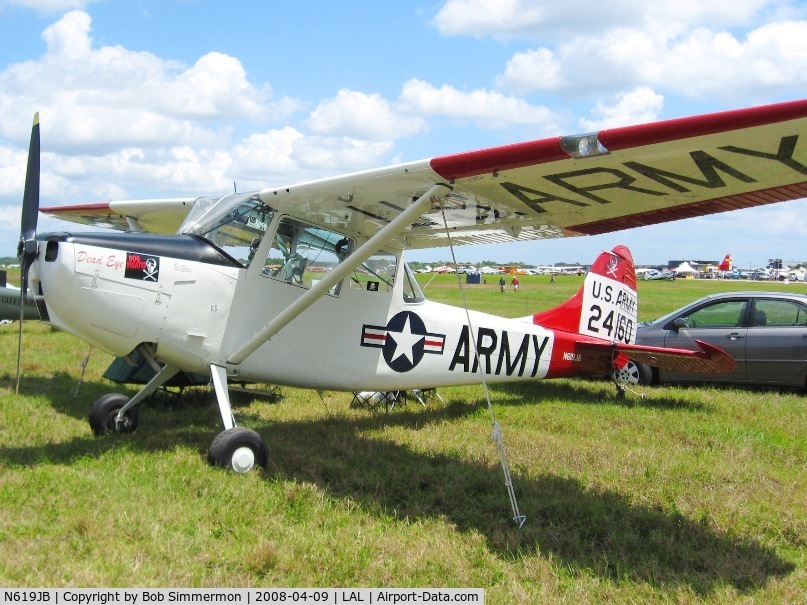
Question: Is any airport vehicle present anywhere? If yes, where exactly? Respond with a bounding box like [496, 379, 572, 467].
[15, 99, 807, 474]
[625, 292, 807, 390]
[455, 265, 477, 274]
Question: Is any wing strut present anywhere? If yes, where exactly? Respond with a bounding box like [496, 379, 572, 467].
[226, 183, 451, 365]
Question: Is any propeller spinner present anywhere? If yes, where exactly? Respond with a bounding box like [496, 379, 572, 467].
[16, 112, 40, 393]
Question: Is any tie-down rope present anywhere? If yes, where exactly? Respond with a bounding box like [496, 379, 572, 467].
[438, 206, 526, 528]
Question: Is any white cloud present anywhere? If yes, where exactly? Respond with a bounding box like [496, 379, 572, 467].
[496, 48, 566, 93]
[230, 127, 303, 185]
[41, 7, 92, 57]
[432, 0, 550, 37]
[436, 2, 807, 104]
[762, 204, 807, 238]
[433, 0, 781, 39]
[0, 9, 424, 214]
[578, 87, 665, 131]
[0, 146, 26, 197]
[0, 10, 299, 152]
[492, 18, 807, 99]
[307, 89, 426, 141]
[633, 20, 807, 97]
[399, 78, 558, 130]
[294, 136, 395, 174]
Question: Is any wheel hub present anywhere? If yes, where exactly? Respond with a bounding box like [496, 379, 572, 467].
[231, 447, 256, 473]
[614, 362, 639, 385]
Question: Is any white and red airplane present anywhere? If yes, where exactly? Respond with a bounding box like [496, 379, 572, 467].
[16, 99, 807, 473]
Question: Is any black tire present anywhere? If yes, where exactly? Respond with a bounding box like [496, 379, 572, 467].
[207, 427, 268, 473]
[613, 360, 653, 386]
[89, 393, 139, 435]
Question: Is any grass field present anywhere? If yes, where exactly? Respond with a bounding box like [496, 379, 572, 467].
[0, 274, 804, 603]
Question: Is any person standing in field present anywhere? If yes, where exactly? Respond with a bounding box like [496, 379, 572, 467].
[499, 275, 506, 292]
[512, 275, 519, 292]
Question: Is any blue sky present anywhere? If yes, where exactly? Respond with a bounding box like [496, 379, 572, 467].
[0, 0, 806, 268]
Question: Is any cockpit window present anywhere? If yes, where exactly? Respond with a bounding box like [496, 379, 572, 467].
[180, 192, 273, 267]
[263, 216, 352, 295]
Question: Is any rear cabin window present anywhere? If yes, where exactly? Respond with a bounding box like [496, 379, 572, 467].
[349, 252, 396, 294]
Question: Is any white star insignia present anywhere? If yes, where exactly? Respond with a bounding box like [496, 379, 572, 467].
[386, 315, 424, 365]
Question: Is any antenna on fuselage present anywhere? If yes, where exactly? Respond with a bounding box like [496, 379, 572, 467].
[233, 182, 237, 193]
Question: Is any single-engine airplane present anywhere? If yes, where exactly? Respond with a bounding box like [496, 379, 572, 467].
[0, 270, 39, 321]
[0, 284, 39, 321]
[643, 268, 676, 281]
[15, 99, 807, 474]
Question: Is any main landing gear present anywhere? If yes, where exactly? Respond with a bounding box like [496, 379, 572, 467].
[206, 364, 268, 473]
[208, 427, 268, 473]
[88, 347, 268, 474]
[89, 393, 139, 435]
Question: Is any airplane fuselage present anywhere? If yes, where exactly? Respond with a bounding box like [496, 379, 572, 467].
[31, 230, 618, 392]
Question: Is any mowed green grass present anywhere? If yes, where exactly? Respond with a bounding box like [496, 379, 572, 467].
[0, 275, 804, 603]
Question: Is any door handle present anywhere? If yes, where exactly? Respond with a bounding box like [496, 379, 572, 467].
[728, 332, 744, 341]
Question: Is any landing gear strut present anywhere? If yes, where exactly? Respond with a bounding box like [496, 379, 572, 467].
[87, 352, 268, 474]
[207, 364, 268, 473]
[88, 345, 178, 435]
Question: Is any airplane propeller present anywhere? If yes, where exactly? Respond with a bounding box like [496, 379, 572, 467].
[16, 112, 40, 394]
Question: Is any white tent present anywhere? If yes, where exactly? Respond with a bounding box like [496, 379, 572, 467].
[674, 261, 698, 274]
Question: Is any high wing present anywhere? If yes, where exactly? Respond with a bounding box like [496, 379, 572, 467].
[40, 198, 196, 234]
[41, 100, 807, 247]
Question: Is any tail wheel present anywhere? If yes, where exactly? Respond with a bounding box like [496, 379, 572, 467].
[89, 393, 139, 435]
[613, 360, 652, 386]
[208, 427, 268, 474]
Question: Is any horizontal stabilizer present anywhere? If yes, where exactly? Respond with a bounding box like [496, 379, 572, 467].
[586, 339, 737, 374]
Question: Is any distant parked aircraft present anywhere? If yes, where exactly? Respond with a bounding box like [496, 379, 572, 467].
[0, 283, 40, 322]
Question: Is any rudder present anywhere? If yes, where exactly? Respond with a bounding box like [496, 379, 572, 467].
[531, 245, 638, 344]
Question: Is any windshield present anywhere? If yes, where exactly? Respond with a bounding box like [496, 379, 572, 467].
[180, 192, 273, 267]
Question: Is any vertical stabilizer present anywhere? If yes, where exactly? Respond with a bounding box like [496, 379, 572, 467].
[718, 253, 732, 272]
[531, 245, 638, 344]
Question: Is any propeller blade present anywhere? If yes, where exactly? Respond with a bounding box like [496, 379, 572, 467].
[20, 112, 40, 246]
[16, 112, 40, 394]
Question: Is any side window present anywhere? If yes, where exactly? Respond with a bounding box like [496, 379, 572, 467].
[684, 300, 747, 328]
[263, 216, 351, 295]
[350, 252, 396, 293]
[752, 299, 807, 327]
[402, 262, 425, 303]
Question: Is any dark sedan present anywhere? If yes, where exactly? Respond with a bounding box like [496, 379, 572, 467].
[625, 292, 807, 390]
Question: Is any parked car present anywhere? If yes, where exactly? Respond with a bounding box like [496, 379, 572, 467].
[623, 292, 807, 390]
